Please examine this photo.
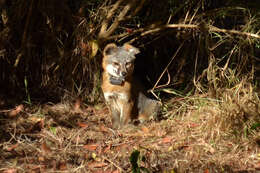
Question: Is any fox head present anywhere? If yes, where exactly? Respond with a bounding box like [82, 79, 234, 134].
[102, 43, 140, 84]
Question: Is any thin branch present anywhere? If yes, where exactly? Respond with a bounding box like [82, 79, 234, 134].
[208, 25, 260, 39]
[14, 0, 34, 67]
[164, 24, 260, 39]
[128, 23, 260, 43]
[131, 0, 146, 16]
[104, 3, 132, 38]
[98, 1, 133, 39]
[103, 156, 124, 172]
[153, 69, 171, 89]
[148, 41, 185, 99]
[107, 27, 145, 41]
[99, 0, 124, 36]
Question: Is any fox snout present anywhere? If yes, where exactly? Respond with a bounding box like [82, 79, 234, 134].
[118, 65, 128, 79]
[106, 63, 128, 80]
[121, 71, 127, 77]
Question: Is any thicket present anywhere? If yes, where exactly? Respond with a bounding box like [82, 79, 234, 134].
[0, 0, 259, 103]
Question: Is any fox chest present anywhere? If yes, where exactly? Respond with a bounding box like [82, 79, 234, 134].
[104, 91, 132, 111]
[103, 92, 130, 104]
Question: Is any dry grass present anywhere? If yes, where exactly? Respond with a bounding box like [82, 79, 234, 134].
[0, 80, 259, 173]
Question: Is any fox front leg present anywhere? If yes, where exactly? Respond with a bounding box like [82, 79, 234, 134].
[110, 106, 121, 129]
[120, 101, 134, 126]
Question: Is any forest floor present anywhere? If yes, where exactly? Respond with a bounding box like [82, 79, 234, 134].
[0, 89, 260, 173]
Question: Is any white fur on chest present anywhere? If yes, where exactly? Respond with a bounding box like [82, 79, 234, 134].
[104, 92, 129, 101]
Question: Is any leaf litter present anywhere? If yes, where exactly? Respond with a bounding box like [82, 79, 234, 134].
[0, 87, 259, 172]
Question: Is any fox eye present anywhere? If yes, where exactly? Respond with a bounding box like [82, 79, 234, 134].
[113, 62, 119, 66]
[126, 62, 133, 68]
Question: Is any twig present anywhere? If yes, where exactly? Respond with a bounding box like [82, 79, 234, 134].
[103, 156, 124, 172]
[153, 69, 171, 89]
[107, 27, 145, 41]
[193, 44, 201, 92]
[132, 0, 146, 16]
[14, 0, 34, 67]
[104, 3, 132, 37]
[99, 1, 133, 39]
[148, 41, 185, 99]
[164, 24, 260, 39]
[208, 25, 260, 39]
[99, 0, 123, 36]
[128, 23, 260, 44]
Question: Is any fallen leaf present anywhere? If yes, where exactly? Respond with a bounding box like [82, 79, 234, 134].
[38, 156, 45, 162]
[74, 98, 81, 111]
[8, 104, 23, 117]
[103, 144, 111, 153]
[88, 161, 107, 168]
[204, 169, 210, 173]
[161, 137, 172, 144]
[41, 142, 51, 153]
[3, 168, 17, 173]
[141, 127, 149, 133]
[28, 116, 43, 123]
[255, 161, 260, 170]
[227, 143, 233, 147]
[100, 125, 109, 133]
[112, 170, 120, 173]
[59, 162, 67, 170]
[115, 143, 128, 151]
[38, 119, 45, 129]
[77, 122, 88, 128]
[6, 143, 19, 151]
[189, 123, 199, 128]
[83, 144, 98, 151]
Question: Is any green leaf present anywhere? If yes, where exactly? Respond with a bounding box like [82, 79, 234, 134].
[49, 126, 57, 135]
[251, 122, 260, 130]
[130, 150, 140, 173]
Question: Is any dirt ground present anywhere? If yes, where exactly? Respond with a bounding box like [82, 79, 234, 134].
[0, 92, 260, 173]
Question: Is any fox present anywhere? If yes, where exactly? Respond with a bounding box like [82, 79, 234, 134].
[101, 43, 161, 129]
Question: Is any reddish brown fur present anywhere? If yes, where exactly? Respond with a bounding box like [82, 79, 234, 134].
[102, 57, 134, 127]
[101, 43, 161, 128]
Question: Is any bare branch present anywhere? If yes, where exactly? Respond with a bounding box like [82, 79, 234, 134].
[98, 0, 133, 39]
[14, 0, 35, 67]
[128, 23, 260, 43]
[98, 0, 147, 41]
[208, 25, 260, 39]
[99, 0, 124, 36]
[148, 41, 185, 98]
[103, 2, 131, 38]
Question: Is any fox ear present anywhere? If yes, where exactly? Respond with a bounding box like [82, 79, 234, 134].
[103, 43, 118, 56]
[123, 43, 140, 55]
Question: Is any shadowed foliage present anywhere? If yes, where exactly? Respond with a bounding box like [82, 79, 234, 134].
[0, 0, 259, 102]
